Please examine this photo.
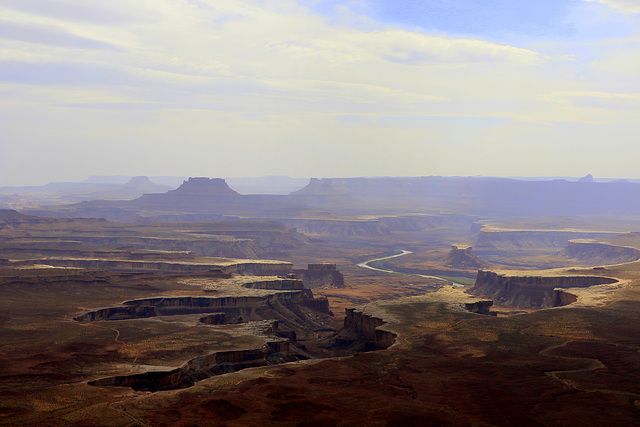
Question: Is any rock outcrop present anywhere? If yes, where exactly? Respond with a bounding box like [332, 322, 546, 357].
[200, 313, 227, 325]
[294, 264, 345, 288]
[443, 245, 486, 269]
[469, 269, 618, 309]
[343, 308, 396, 350]
[551, 290, 578, 307]
[464, 300, 494, 315]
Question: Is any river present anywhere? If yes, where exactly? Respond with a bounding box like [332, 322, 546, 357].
[356, 250, 414, 273]
[356, 249, 466, 285]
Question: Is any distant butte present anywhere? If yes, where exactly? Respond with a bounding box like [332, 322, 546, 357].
[442, 245, 486, 269]
[167, 177, 240, 196]
[578, 174, 594, 183]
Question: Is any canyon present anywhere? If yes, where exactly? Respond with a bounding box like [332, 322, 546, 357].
[469, 269, 619, 309]
[5, 176, 640, 426]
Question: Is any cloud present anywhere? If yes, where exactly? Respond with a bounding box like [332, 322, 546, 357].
[0, 0, 148, 25]
[583, 0, 640, 14]
[0, 20, 121, 50]
[544, 90, 640, 110]
[350, 30, 543, 65]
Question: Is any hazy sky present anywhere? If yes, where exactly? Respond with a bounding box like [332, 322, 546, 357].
[2, 0, 640, 185]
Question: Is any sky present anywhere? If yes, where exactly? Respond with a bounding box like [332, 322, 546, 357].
[2, 0, 640, 185]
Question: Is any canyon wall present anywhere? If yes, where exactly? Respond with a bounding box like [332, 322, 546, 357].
[74, 291, 316, 322]
[90, 342, 295, 392]
[24, 258, 293, 276]
[25, 258, 231, 274]
[294, 263, 345, 289]
[470, 270, 617, 309]
[476, 230, 618, 249]
[242, 279, 304, 290]
[561, 240, 640, 265]
[343, 308, 396, 350]
[551, 290, 578, 307]
[220, 262, 293, 276]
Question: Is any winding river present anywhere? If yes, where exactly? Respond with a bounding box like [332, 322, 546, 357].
[357, 249, 466, 285]
[356, 250, 414, 273]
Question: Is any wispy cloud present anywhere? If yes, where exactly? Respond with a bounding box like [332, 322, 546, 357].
[352, 30, 543, 65]
[543, 90, 640, 110]
[0, 20, 121, 50]
[0, 0, 140, 25]
[584, 0, 640, 14]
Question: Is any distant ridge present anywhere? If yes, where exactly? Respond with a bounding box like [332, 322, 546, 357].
[291, 178, 349, 196]
[20, 176, 640, 222]
[0, 209, 35, 222]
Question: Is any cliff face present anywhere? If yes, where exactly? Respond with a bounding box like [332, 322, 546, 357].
[220, 262, 293, 276]
[74, 281, 334, 324]
[470, 270, 617, 309]
[24, 258, 293, 276]
[90, 342, 296, 392]
[552, 290, 578, 307]
[476, 230, 618, 249]
[294, 264, 345, 289]
[343, 308, 396, 350]
[242, 279, 304, 290]
[74, 290, 317, 322]
[25, 258, 226, 274]
[561, 241, 640, 265]
[200, 313, 226, 325]
[302, 297, 331, 314]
